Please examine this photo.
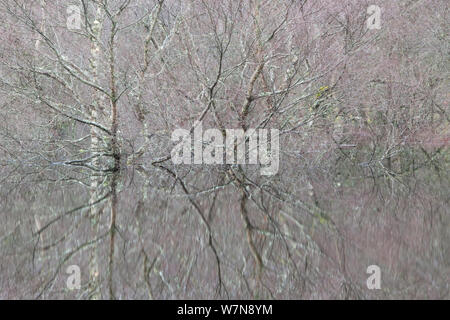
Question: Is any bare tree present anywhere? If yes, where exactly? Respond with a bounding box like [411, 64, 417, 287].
[0, 0, 448, 299]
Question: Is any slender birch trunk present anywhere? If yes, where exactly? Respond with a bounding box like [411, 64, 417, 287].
[88, 6, 105, 300]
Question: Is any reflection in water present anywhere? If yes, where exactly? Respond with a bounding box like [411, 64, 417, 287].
[0, 150, 448, 299]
